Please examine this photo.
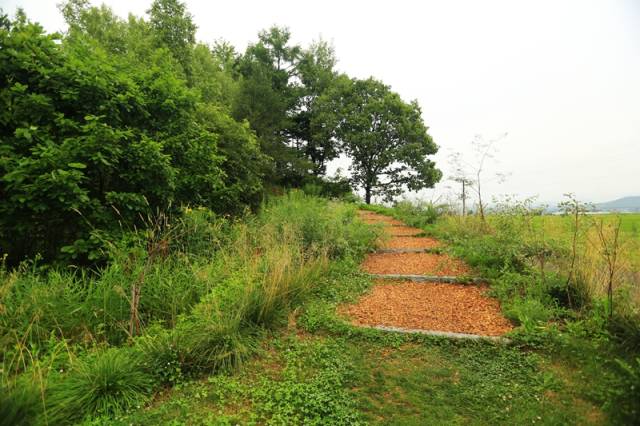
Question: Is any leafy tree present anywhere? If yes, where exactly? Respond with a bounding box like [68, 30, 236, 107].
[147, 0, 196, 80]
[319, 77, 441, 203]
[0, 17, 176, 262]
[0, 10, 262, 264]
[195, 104, 266, 213]
[191, 43, 238, 108]
[59, 0, 264, 211]
[234, 26, 309, 185]
[60, 0, 128, 53]
[211, 39, 238, 72]
[292, 39, 339, 175]
[234, 29, 343, 185]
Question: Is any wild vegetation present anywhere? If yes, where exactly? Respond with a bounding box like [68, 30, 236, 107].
[33, 198, 632, 425]
[1, 0, 639, 425]
[0, 192, 379, 424]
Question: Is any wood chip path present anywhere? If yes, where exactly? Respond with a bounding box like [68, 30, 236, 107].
[342, 211, 513, 338]
[381, 236, 441, 250]
[387, 226, 424, 236]
[340, 280, 512, 336]
[361, 252, 471, 276]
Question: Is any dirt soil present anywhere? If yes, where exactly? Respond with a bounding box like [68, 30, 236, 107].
[340, 280, 513, 336]
[381, 236, 441, 250]
[361, 252, 471, 276]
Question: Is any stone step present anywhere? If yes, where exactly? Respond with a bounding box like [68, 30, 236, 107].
[375, 248, 442, 254]
[368, 273, 484, 284]
[362, 324, 511, 343]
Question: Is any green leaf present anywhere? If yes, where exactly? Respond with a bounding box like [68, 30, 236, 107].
[68, 162, 87, 169]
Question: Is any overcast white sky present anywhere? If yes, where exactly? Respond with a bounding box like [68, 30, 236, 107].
[3, 0, 639, 205]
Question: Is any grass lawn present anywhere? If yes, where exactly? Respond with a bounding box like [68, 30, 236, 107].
[117, 331, 608, 425]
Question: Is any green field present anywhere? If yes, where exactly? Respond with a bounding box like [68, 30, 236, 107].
[530, 213, 640, 267]
[533, 213, 640, 240]
[111, 206, 639, 425]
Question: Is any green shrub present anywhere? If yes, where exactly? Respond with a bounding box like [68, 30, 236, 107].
[448, 235, 526, 278]
[359, 199, 445, 229]
[46, 348, 154, 423]
[609, 307, 640, 351]
[0, 15, 264, 265]
[0, 249, 213, 358]
[505, 298, 554, 331]
[169, 207, 230, 258]
[135, 326, 184, 386]
[136, 313, 253, 381]
[393, 200, 441, 227]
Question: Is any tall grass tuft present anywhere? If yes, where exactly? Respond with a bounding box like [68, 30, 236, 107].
[237, 224, 328, 328]
[0, 381, 41, 426]
[46, 348, 153, 423]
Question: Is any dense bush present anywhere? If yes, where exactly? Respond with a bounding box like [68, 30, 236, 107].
[261, 191, 377, 259]
[0, 11, 264, 265]
[1, 1, 442, 265]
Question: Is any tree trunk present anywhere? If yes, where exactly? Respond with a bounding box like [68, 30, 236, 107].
[365, 187, 371, 204]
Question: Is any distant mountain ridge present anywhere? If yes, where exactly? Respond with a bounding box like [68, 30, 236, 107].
[595, 196, 640, 212]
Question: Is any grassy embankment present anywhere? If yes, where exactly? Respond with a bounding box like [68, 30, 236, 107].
[0, 193, 376, 425]
[113, 200, 636, 424]
[2, 195, 639, 424]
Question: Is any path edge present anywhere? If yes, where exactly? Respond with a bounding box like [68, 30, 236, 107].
[368, 273, 485, 284]
[361, 324, 511, 344]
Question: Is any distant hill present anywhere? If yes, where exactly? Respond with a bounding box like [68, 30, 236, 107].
[595, 196, 640, 212]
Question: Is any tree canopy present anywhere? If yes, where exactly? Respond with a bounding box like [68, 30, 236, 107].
[0, 0, 441, 264]
[317, 77, 441, 203]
